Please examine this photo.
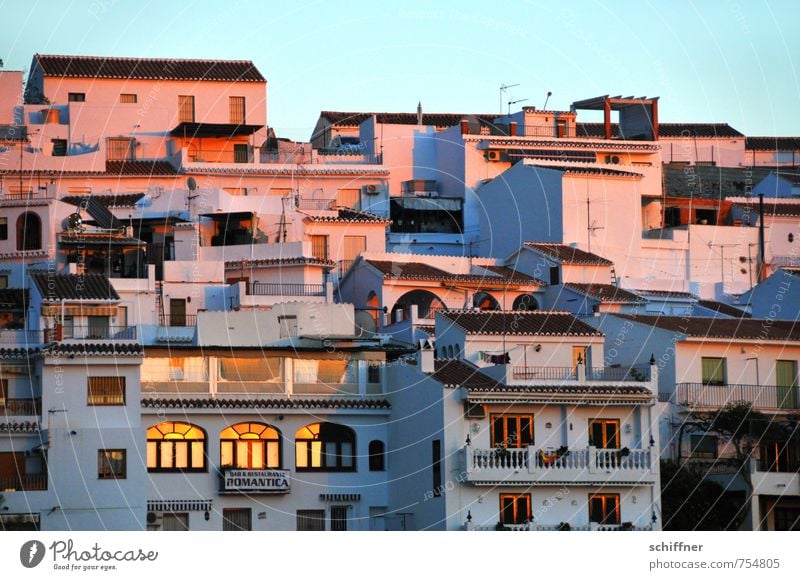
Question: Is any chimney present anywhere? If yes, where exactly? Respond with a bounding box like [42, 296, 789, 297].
[419, 339, 435, 374]
[460, 119, 469, 135]
[417, 102, 423, 126]
[509, 121, 517, 137]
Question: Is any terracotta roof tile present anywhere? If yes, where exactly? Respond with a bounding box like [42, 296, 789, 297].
[0, 421, 40, 432]
[225, 257, 335, 269]
[431, 359, 501, 389]
[564, 283, 643, 303]
[696, 300, 751, 318]
[523, 242, 613, 265]
[320, 111, 497, 128]
[745, 137, 800, 151]
[302, 209, 391, 224]
[440, 311, 603, 337]
[43, 342, 143, 357]
[31, 273, 120, 301]
[576, 122, 744, 139]
[734, 201, 800, 218]
[35, 54, 265, 82]
[365, 260, 542, 286]
[61, 193, 145, 208]
[142, 397, 390, 410]
[633, 289, 696, 299]
[0, 347, 40, 359]
[105, 160, 178, 176]
[615, 314, 798, 341]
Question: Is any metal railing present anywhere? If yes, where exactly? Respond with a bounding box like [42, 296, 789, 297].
[0, 329, 42, 345]
[248, 282, 326, 297]
[512, 366, 577, 381]
[159, 314, 198, 328]
[521, 125, 577, 138]
[586, 366, 651, 382]
[0, 398, 41, 416]
[0, 474, 47, 491]
[47, 325, 138, 341]
[296, 198, 336, 210]
[672, 383, 800, 411]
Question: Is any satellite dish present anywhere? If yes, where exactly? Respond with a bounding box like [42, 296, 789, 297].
[65, 213, 83, 230]
[187, 177, 197, 191]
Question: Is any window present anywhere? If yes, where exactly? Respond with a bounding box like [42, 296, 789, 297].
[297, 510, 325, 531]
[491, 414, 534, 448]
[330, 506, 349, 531]
[500, 494, 531, 525]
[278, 315, 297, 339]
[88, 376, 126, 405]
[178, 95, 195, 123]
[432, 439, 442, 497]
[589, 494, 620, 525]
[98, 449, 126, 479]
[689, 434, 717, 459]
[295, 422, 355, 472]
[776, 360, 798, 410]
[774, 508, 800, 531]
[161, 513, 189, 531]
[220, 422, 281, 469]
[222, 508, 251, 531]
[512, 294, 539, 311]
[311, 235, 329, 260]
[0, 275, 7, 289]
[701, 357, 727, 386]
[589, 419, 620, 449]
[336, 188, 360, 208]
[68, 92, 85, 102]
[51, 139, 67, 157]
[572, 346, 589, 368]
[233, 144, 249, 163]
[760, 440, 800, 473]
[549, 266, 560, 285]
[107, 137, 135, 161]
[218, 357, 281, 382]
[369, 440, 385, 471]
[146, 421, 206, 472]
[87, 316, 110, 339]
[342, 236, 366, 268]
[0, 217, 6, 240]
[0, 378, 7, 405]
[367, 363, 381, 384]
[229, 96, 246, 124]
[16, 212, 41, 251]
[119, 93, 137, 104]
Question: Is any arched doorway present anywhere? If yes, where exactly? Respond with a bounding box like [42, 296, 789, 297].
[513, 294, 539, 311]
[392, 290, 447, 320]
[473, 292, 500, 311]
[16, 212, 42, 251]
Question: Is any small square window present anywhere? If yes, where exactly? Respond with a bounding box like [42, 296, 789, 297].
[98, 449, 126, 479]
[690, 434, 717, 459]
[119, 94, 137, 104]
[68, 93, 86, 102]
[88, 376, 126, 406]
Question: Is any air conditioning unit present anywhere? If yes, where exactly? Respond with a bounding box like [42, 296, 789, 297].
[362, 184, 382, 195]
[604, 155, 621, 164]
[486, 150, 506, 162]
[465, 403, 486, 419]
[146, 511, 163, 529]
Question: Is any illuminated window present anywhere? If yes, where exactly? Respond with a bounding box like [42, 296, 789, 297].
[98, 449, 126, 479]
[220, 422, 281, 469]
[491, 414, 534, 448]
[229, 96, 246, 124]
[88, 376, 126, 405]
[500, 494, 531, 525]
[295, 422, 355, 472]
[588, 419, 620, 449]
[119, 94, 137, 104]
[589, 494, 620, 526]
[146, 421, 206, 472]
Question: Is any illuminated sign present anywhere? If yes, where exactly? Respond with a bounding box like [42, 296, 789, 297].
[221, 469, 291, 494]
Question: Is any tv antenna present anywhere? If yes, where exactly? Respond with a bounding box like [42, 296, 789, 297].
[499, 83, 519, 115]
[186, 177, 200, 215]
[508, 98, 528, 116]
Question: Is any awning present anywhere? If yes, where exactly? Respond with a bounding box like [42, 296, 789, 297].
[42, 305, 119, 316]
[390, 197, 462, 211]
[200, 211, 254, 222]
[171, 122, 263, 138]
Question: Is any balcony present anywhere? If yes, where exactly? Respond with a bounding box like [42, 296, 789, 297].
[666, 383, 800, 411]
[0, 474, 47, 492]
[48, 325, 138, 342]
[0, 398, 41, 417]
[247, 282, 326, 297]
[462, 446, 656, 485]
[0, 329, 43, 347]
[468, 522, 653, 531]
[159, 314, 198, 328]
[510, 365, 652, 385]
[260, 150, 381, 165]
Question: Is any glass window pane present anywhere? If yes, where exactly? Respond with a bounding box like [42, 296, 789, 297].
[340, 442, 353, 468]
[295, 442, 308, 468]
[175, 442, 188, 468]
[160, 442, 173, 468]
[266, 441, 280, 468]
[251, 442, 264, 469]
[191, 441, 204, 468]
[221, 442, 233, 467]
[146, 441, 157, 468]
[236, 441, 249, 468]
[311, 441, 322, 467]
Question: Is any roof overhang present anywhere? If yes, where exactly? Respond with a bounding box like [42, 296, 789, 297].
[171, 122, 263, 138]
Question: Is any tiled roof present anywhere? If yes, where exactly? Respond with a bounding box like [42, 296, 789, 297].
[523, 242, 613, 265]
[61, 193, 145, 208]
[364, 260, 541, 285]
[782, 267, 800, 277]
[734, 201, 800, 217]
[0, 421, 40, 433]
[431, 359, 502, 389]
[141, 397, 391, 410]
[526, 163, 643, 178]
[31, 273, 119, 301]
[615, 314, 799, 341]
[633, 289, 696, 299]
[745, 137, 800, 151]
[58, 233, 144, 246]
[225, 257, 335, 269]
[105, 160, 179, 176]
[0, 288, 27, 309]
[0, 347, 39, 360]
[564, 283, 643, 303]
[696, 300, 751, 318]
[576, 122, 744, 139]
[440, 311, 603, 337]
[35, 54, 265, 82]
[302, 209, 391, 224]
[320, 111, 497, 128]
[43, 343, 144, 357]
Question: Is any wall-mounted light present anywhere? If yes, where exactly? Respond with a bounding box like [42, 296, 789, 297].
[534, 344, 542, 352]
[624, 424, 632, 434]
[632, 496, 638, 504]
[204, 510, 210, 521]
[545, 422, 552, 429]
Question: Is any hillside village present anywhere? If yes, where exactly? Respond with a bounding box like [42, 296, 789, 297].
[0, 54, 797, 531]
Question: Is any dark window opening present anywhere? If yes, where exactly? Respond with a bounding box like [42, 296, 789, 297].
[368, 440, 385, 471]
[68, 93, 85, 102]
[389, 198, 463, 234]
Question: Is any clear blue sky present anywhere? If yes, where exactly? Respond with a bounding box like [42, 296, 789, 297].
[1, 0, 798, 141]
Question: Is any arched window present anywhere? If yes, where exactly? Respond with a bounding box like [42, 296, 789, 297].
[146, 421, 206, 472]
[220, 422, 281, 469]
[369, 440, 385, 471]
[16, 212, 42, 251]
[447, 345, 454, 359]
[473, 292, 500, 311]
[295, 422, 355, 472]
[392, 290, 446, 321]
[455, 344, 461, 358]
[513, 294, 539, 311]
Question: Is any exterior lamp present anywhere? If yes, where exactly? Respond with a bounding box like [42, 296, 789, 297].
[204, 510, 210, 521]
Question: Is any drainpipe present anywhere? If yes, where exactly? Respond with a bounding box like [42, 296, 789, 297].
[757, 194, 766, 282]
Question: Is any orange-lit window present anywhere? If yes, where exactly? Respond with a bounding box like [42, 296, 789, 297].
[88, 376, 126, 406]
[98, 449, 126, 479]
[178, 95, 195, 123]
[295, 422, 355, 472]
[220, 422, 281, 469]
[589, 494, 620, 525]
[119, 93, 137, 104]
[491, 414, 533, 448]
[589, 419, 620, 449]
[500, 494, 531, 525]
[146, 421, 206, 472]
[229, 96, 246, 124]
